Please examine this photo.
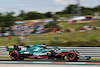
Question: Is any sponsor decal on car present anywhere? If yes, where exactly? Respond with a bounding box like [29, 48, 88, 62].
[56, 51, 62, 53]
[8, 46, 14, 49]
[24, 52, 29, 54]
[33, 53, 47, 56]
[21, 47, 27, 51]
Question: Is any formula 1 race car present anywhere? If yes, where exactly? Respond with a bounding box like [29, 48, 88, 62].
[6, 45, 91, 61]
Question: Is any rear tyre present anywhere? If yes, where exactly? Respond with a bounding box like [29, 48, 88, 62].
[10, 51, 19, 61]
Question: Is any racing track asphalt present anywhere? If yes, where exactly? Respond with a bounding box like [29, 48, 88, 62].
[0, 64, 100, 67]
[1, 59, 100, 66]
[0, 59, 100, 62]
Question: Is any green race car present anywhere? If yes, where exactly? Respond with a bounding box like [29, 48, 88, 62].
[6, 45, 91, 61]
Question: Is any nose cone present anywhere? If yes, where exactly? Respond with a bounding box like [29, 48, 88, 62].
[87, 56, 91, 60]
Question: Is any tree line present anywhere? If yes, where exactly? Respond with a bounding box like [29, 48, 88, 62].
[17, 4, 100, 20]
[56, 5, 100, 17]
[0, 4, 100, 29]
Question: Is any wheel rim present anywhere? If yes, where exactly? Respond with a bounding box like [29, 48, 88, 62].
[68, 53, 74, 59]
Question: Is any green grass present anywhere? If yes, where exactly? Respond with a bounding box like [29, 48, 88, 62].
[0, 57, 10, 59]
[0, 30, 100, 46]
[58, 21, 100, 29]
[0, 21, 100, 46]
[91, 58, 100, 61]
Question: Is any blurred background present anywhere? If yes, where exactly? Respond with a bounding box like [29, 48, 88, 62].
[0, 0, 100, 47]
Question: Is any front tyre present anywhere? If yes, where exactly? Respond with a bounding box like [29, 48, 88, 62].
[67, 51, 77, 61]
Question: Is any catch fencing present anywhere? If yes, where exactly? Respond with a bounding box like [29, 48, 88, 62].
[0, 46, 100, 58]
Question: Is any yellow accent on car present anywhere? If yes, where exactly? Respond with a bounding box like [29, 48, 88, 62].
[8, 45, 14, 49]
[7, 52, 9, 55]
